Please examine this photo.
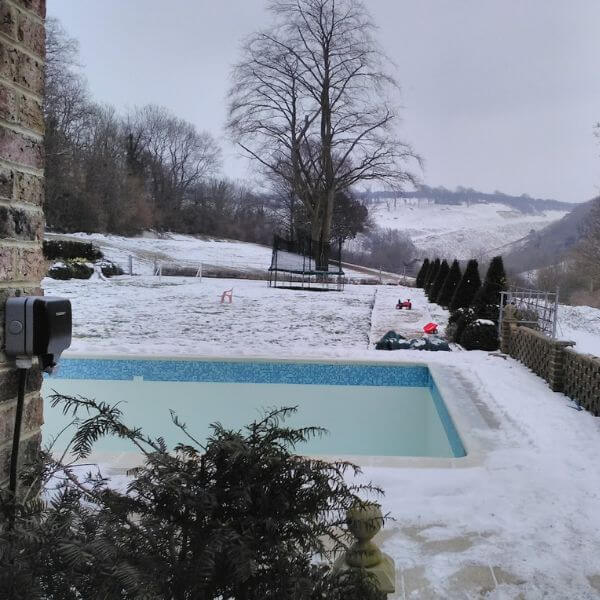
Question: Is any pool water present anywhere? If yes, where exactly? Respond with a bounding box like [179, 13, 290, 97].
[42, 358, 465, 459]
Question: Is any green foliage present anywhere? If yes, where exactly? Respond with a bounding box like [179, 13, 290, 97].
[424, 258, 440, 296]
[428, 259, 449, 302]
[446, 307, 475, 343]
[415, 258, 429, 288]
[98, 260, 124, 278]
[472, 256, 507, 313]
[0, 398, 384, 600]
[437, 259, 461, 307]
[43, 239, 103, 261]
[47, 259, 94, 280]
[449, 259, 481, 311]
[460, 321, 499, 351]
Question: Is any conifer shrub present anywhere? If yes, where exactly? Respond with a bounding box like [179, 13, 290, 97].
[472, 256, 507, 313]
[98, 260, 125, 278]
[446, 307, 475, 343]
[416, 258, 429, 288]
[0, 398, 385, 600]
[449, 259, 481, 311]
[424, 258, 440, 296]
[437, 259, 461, 308]
[43, 239, 103, 261]
[460, 320, 499, 351]
[47, 258, 94, 280]
[429, 259, 449, 302]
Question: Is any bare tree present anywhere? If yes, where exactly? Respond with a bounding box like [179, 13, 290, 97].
[571, 198, 600, 290]
[125, 105, 221, 227]
[228, 0, 419, 267]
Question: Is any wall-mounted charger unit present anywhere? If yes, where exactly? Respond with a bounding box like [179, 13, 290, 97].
[5, 296, 72, 372]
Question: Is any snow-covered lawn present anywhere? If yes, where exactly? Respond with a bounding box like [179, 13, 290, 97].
[46, 276, 376, 356]
[43, 276, 600, 598]
[47, 231, 387, 281]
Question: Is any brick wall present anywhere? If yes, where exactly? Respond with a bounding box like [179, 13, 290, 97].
[501, 321, 600, 417]
[0, 0, 45, 486]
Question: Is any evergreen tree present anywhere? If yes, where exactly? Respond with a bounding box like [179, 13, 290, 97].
[422, 258, 435, 289]
[416, 258, 429, 288]
[472, 256, 507, 310]
[437, 259, 461, 307]
[424, 258, 440, 296]
[449, 259, 481, 311]
[429, 259, 449, 303]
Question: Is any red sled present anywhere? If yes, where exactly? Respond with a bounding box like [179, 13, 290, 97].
[423, 322, 438, 334]
[396, 299, 412, 310]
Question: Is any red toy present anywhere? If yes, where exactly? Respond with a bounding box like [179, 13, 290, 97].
[423, 322, 438, 334]
[396, 299, 412, 310]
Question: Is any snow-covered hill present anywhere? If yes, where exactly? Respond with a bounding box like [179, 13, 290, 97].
[369, 200, 568, 259]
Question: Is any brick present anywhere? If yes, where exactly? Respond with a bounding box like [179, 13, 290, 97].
[0, 244, 16, 280]
[0, 430, 41, 487]
[0, 164, 14, 198]
[0, 244, 45, 282]
[16, 10, 44, 58]
[0, 83, 43, 132]
[0, 394, 43, 444]
[0, 80, 18, 123]
[0, 39, 43, 96]
[0, 365, 43, 403]
[14, 170, 42, 205]
[9, 0, 45, 20]
[0, 204, 43, 240]
[16, 244, 44, 279]
[0, 126, 43, 169]
[0, 2, 17, 39]
[0, 39, 18, 85]
[17, 89, 42, 132]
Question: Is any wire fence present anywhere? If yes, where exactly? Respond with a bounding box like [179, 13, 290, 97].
[499, 287, 559, 339]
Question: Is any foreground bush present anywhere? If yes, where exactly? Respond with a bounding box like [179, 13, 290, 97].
[0, 398, 384, 600]
[460, 320, 499, 351]
[43, 239, 103, 261]
[47, 259, 94, 280]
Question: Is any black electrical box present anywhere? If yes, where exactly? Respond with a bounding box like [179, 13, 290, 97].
[5, 296, 72, 371]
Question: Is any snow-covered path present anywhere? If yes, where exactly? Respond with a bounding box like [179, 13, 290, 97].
[368, 285, 450, 345]
[43, 275, 600, 598]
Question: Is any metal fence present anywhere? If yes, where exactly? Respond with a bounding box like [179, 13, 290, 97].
[499, 287, 559, 339]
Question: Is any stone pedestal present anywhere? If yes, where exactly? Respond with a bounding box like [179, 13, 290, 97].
[333, 502, 395, 594]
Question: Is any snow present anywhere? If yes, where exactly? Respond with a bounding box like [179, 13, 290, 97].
[369, 201, 567, 259]
[557, 304, 600, 357]
[46, 231, 381, 281]
[46, 276, 375, 356]
[476, 319, 495, 326]
[42, 274, 600, 597]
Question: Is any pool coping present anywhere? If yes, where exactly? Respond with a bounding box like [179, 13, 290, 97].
[47, 353, 493, 471]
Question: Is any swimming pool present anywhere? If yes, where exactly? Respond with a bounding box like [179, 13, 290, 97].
[41, 357, 466, 460]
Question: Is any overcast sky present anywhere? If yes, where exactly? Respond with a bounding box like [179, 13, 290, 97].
[48, 0, 600, 203]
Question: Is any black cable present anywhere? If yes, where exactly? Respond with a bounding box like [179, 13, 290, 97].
[9, 368, 28, 497]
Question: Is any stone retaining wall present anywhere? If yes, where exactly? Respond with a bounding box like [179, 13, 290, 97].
[562, 349, 600, 416]
[501, 320, 600, 416]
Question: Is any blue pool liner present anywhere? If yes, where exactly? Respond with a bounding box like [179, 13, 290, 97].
[48, 358, 466, 457]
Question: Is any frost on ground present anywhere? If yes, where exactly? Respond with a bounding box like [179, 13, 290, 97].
[46, 276, 375, 355]
[43, 276, 600, 598]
